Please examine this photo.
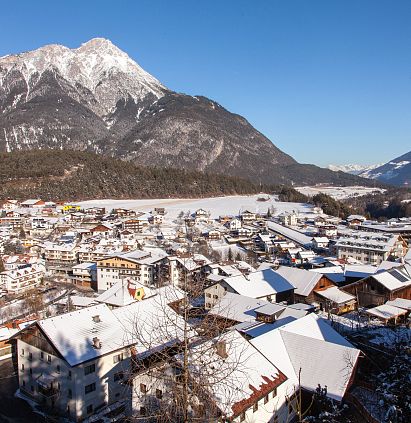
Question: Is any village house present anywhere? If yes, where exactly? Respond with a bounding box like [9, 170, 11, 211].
[132, 330, 294, 423]
[318, 225, 338, 238]
[240, 210, 257, 223]
[168, 253, 210, 288]
[278, 212, 298, 227]
[0, 199, 19, 211]
[344, 263, 411, 307]
[311, 236, 329, 250]
[20, 199, 46, 208]
[15, 296, 186, 422]
[70, 263, 97, 289]
[204, 268, 295, 310]
[122, 213, 150, 232]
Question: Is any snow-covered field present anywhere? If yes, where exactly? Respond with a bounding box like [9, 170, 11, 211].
[77, 195, 313, 219]
[295, 185, 386, 200]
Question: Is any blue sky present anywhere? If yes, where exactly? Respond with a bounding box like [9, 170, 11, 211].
[1, 0, 410, 166]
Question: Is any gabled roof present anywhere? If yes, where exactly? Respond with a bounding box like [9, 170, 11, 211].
[251, 314, 360, 401]
[275, 266, 325, 297]
[314, 286, 356, 305]
[371, 265, 411, 291]
[223, 269, 295, 298]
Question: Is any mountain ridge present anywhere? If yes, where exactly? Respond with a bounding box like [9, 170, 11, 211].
[0, 38, 383, 187]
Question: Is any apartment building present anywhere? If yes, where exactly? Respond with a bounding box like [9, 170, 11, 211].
[96, 248, 169, 292]
[0, 263, 45, 294]
[334, 231, 407, 265]
[15, 296, 186, 421]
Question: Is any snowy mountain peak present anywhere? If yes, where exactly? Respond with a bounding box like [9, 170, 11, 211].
[0, 38, 167, 116]
[327, 163, 383, 176]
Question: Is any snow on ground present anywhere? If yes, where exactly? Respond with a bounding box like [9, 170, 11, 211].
[295, 186, 386, 200]
[77, 195, 313, 219]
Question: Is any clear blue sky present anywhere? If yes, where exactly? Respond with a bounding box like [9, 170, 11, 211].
[1, 0, 410, 166]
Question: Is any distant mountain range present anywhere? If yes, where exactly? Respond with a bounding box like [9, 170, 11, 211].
[327, 163, 383, 175]
[0, 38, 381, 187]
[328, 151, 411, 187]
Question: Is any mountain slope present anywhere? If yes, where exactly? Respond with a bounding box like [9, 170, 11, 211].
[359, 151, 411, 186]
[0, 38, 383, 186]
[0, 150, 275, 201]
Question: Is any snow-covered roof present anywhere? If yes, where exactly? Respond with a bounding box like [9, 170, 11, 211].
[385, 298, 411, 311]
[209, 293, 274, 323]
[275, 266, 324, 297]
[96, 279, 155, 307]
[223, 269, 295, 298]
[267, 221, 312, 246]
[365, 304, 408, 320]
[314, 287, 356, 305]
[251, 314, 360, 401]
[37, 291, 186, 366]
[371, 265, 411, 291]
[183, 330, 285, 417]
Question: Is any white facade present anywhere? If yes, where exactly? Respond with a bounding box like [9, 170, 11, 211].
[0, 263, 45, 294]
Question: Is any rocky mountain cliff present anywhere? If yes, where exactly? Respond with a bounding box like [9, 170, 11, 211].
[0, 38, 378, 186]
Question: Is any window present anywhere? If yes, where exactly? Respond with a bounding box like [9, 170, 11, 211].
[264, 394, 269, 404]
[47, 355, 52, 364]
[68, 389, 72, 399]
[28, 352, 32, 361]
[253, 402, 258, 413]
[140, 407, 147, 416]
[56, 365, 61, 373]
[240, 411, 246, 422]
[206, 293, 211, 298]
[29, 368, 33, 376]
[21, 348, 24, 356]
[84, 364, 96, 375]
[113, 353, 124, 363]
[68, 370, 72, 380]
[31, 385, 34, 392]
[140, 383, 147, 394]
[40, 351, 44, 360]
[114, 371, 124, 382]
[156, 389, 163, 399]
[272, 387, 277, 398]
[86, 404, 93, 414]
[22, 380, 26, 387]
[85, 383, 96, 394]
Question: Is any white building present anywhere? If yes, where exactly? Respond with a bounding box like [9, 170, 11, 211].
[0, 263, 45, 294]
[16, 295, 186, 421]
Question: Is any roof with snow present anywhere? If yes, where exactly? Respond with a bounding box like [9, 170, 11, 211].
[251, 314, 360, 401]
[275, 266, 325, 297]
[223, 269, 295, 298]
[365, 304, 408, 320]
[314, 287, 356, 305]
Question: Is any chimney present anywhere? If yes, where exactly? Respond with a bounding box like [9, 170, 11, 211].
[215, 341, 228, 359]
[92, 337, 102, 349]
[92, 315, 101, 323]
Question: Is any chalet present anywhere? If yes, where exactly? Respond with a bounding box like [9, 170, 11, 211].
[169, 253, 210, 288]
[0, 199, 18, 211]
[90, 223, 115, 237]
[312, 236, 329, 250]
[112, 208, 136, 217]
[132, 331, 293, 423]
[274, 266, 336, 306]
[346, 215, 366, 227]
[194, 208, 209, 223]
[240, 210, 256, 222]
[70, 262, 97, 289]
[153, 207, 166, 216]
[251, 314, 361, 403]
[344, 264, 411, 307]
[318, 225, 338, 238]
[313, 286, 356, 314]
[204, 268, 295, 309]
[122, 214, 149, 232]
